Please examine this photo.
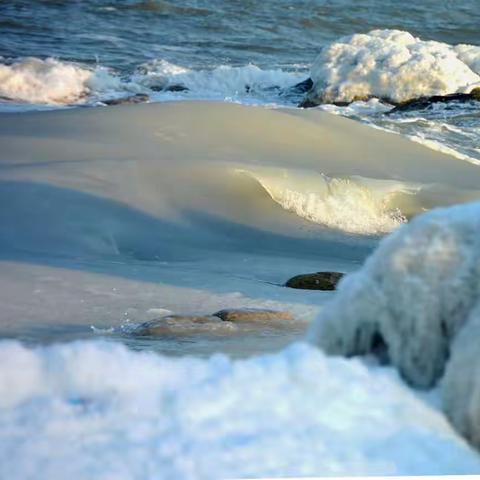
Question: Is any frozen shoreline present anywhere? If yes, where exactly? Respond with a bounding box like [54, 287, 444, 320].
[1, 101, 480, 476]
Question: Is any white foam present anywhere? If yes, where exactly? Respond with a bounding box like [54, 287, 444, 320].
[0, 57, 125, 105]
[0, 340, 478, 479]
[238, 167, 410, 235]
[308, 29, 480, 104]
[0, 56, 305, 107]
[138, 60, 304, 100]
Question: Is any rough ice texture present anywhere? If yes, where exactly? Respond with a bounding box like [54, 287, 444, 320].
[309, 201, 480, 389]
[0, 340, 479, 479]
[308, 29, 480, 104]
[442, 307, 480, 449]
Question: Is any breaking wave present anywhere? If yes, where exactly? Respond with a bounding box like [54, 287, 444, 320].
[238, 167, 411, 234]
[0, 56, 305, 107]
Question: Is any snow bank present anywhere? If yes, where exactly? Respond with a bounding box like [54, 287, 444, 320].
[0, 57, 124, 104]
[307, 30, 480, 105]
[309, 201, 480, 388]
[0, 340, 478, 479]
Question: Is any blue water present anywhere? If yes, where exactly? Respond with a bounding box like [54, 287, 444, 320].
[1, 0, 479, 73]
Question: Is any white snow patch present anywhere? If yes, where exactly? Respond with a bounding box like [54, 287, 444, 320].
[0, 340, 478, 479]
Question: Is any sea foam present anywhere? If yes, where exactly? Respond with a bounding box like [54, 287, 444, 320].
[0, 57, 127, 105]
[307, 29, 480, 105]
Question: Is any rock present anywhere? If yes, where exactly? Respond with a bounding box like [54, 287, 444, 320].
[213, 308, 294, 322]
[471, 87, 480, 100]
[285, 271, 344, 290]
[286, 78, 313, 95]
[165, 84, 189, 92]
[387, 88, 480, 114]
[150, 83, 189, 93]
[102, 93, 150, 106]
[132, 314, 237, 336]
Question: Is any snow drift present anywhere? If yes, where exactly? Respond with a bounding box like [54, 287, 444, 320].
[0, 340, 479, 479]
[306, 29, 480, 105]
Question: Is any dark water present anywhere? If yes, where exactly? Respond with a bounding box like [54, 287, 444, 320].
[1, 0, 479, 73]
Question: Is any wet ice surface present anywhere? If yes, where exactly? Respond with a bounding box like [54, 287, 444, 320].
[0, 254, 351, 358]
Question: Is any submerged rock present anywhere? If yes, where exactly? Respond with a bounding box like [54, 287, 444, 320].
[213, 308, 293, 322]
[102, 93, 150, 106]
[133, 314, 237, 336]
[285, 272, 344, 290]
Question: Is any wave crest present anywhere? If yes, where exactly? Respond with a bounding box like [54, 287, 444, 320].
[238, 167, 411, 235]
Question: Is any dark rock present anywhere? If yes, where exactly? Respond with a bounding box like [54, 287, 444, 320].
[387, 88, 480, 114]
[150, 83, 189, 92]
[102, 93, 150, 106]
[285, 271, 344, 290]
[165, 84, 189, 92]
[298, 97, 320, 109]
[132, 314, 237, 336]
[287, 77, 314, 95]
[213, 308, 294, 322]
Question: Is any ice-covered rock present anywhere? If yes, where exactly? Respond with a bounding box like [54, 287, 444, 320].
[309, 201, 480, 389]
[442, 308, 480, 449]
[304, 30, 480, 106]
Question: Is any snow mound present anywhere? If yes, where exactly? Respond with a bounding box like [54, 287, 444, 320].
[0, 340, 478, 479]
[307, 29, 480, 105]
[309, 201, 480, 389]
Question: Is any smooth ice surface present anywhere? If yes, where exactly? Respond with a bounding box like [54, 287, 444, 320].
[0, 340, 479, 479]
[308, 29, 480, 104]
[2, 101, 480, 346]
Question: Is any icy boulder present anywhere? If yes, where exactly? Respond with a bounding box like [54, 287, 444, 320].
[304, 30, 480, 106]
[443, 309, 480, 449]
[309, 201, 480, 389]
